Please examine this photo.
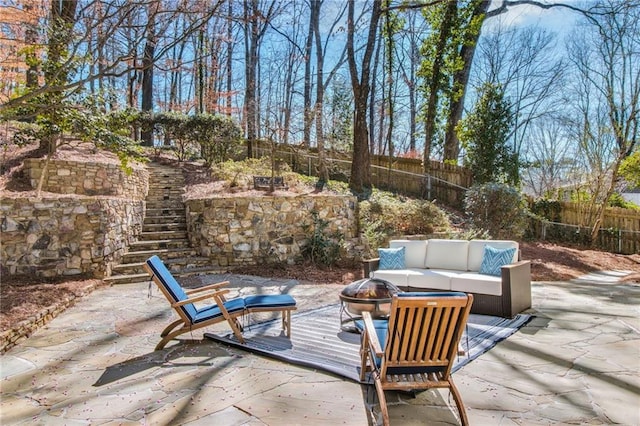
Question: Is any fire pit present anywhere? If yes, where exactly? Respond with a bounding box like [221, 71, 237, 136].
[339, 278, 402, 332]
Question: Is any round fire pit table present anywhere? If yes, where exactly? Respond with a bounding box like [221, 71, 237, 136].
[339, 278, 402, 332]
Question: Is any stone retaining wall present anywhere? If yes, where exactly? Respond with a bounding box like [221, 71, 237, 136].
[186, 195, 359, 266]
[1, 197, 145, 277]
[23, 158, 149, 199]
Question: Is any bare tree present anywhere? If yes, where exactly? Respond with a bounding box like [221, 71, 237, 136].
[243, 0, 280, 158]
[521, 120, 577, 197]
[565, 0, 639, 240]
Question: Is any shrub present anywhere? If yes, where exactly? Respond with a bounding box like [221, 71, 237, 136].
[464, 183, 528, 239]
[301, 210, 344, 267]
[359, 190, 451, 254]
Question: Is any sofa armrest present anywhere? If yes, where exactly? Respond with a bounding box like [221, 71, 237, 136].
[500, 260, 532, 317]
[362, 258, 380, 278]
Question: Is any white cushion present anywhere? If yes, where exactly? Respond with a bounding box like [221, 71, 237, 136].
[467, 240, 518, 272]
[451, 272, 503, 296]
[390, 240, 428, 268]
[371, 269, 408, 287]
[425, 239, 469, 271]
[406, 268, 457, 290]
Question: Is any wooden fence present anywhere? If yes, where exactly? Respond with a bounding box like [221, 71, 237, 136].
[529, 201, 640, 255]
[253, 141, 639, 254]
[253, 142, 472, 207]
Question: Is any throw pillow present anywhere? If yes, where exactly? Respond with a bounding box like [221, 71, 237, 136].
[479, 245, 516, 276]
[378, 247, 405, 270]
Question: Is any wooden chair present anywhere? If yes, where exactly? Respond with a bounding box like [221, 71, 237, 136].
[359, 292, 474, 426]
[144, 255, 296, 350]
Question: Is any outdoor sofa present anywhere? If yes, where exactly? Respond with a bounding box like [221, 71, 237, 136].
[363, 239, 532, 318]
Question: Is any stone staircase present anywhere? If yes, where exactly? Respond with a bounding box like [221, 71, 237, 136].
[104, 163, 212, 285]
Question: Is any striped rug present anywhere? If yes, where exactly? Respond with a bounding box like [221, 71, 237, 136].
[205, 303, 531, 383]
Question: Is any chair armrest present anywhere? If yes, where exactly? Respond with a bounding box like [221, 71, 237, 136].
[500, 260, 532, 317]
[362, 312, 384, 357]
[172, 289, 230, 307]
[362, 258, 380, 278]
[185, 281, 229, 295]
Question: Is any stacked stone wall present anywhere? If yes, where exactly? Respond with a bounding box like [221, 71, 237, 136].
[185, 195, 359, 267]
[23, 158, 149, 199]
[1, 197, 145, 277]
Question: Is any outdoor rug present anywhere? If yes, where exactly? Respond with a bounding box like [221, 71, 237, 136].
[204, 304, 531, 383]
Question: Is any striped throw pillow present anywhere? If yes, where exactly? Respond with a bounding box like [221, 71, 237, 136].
[479, 246, 516, 276]
[378, 247, 406, 270]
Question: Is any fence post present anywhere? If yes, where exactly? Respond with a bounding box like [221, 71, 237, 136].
[618, 229, 622, 254]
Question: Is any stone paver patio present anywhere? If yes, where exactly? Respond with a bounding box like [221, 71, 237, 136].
[1, 271, 639, 425]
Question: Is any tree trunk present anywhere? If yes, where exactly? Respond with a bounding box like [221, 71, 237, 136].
[24, 3, 38, 89]
[42, 0, 78, 154]
[313, 0, 329, 182]
[226, 0, 233, 115]
[422, 0, 457, 170]
[347, 0, 381, 194]
[141, 0, 158, 147]
[244, 0, 259, 158]
[443, 0, 490, 163]
[302, 0, 315, 148]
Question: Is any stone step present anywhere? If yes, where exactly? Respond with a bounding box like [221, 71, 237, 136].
[145, 200, 185, 209]
[146, 197, 183, 203]
[145, 207, 186, 216]
[121, 247, 198, 263]
[142, 222, 187, 232]
[128, 238, 191, 251]
[147, 188, 184, 195]
[106, 264, 223, 285]
[138, 230, 187, 240]
[144, 215, 186, 225]
[111, 256, 212, 275]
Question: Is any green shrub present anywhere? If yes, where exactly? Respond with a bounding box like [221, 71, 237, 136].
[359, 190, 451, 254]
[464, 183, 528, 239]
[301, 210, 344, 267]
[608, 192, 640, 210]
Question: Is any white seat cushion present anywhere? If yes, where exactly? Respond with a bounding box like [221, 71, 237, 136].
[468, 240, 518, 272]
[425, 239, 469, 271]
[389, 240, 428, 268]
[451, 272, 503, 296]
[406, 268, 458, 290]
[371, 269, 408, 287]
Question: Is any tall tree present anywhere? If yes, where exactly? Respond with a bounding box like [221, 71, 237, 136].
[443, 0, 489, 162]
[458, 82, 517, 185]
[243, 0, 280, 158]
[418, 0, 457, 168]
[347, 0, 382, 194]
[140, 0, 159, 147]
[566, 0, 639, 241]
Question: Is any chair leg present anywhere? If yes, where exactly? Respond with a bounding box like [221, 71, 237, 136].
[283, 310, 291, 337]
[359, 331, 371, 382]
[373, 374, 390, 426]
[448, 378, 469, 426]
[228, 317, 245, 344]
[156, 327, 188, 350]
[160, 319, 183, 337]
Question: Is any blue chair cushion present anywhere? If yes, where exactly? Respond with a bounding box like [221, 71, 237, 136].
[244, 294, 296, 309]
[355, 319, 389, 368]
[146, 255, 198, 322]
[193, 297, 246, 324]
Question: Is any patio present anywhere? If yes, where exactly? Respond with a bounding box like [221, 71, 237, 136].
[1, 271, 638, 425]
